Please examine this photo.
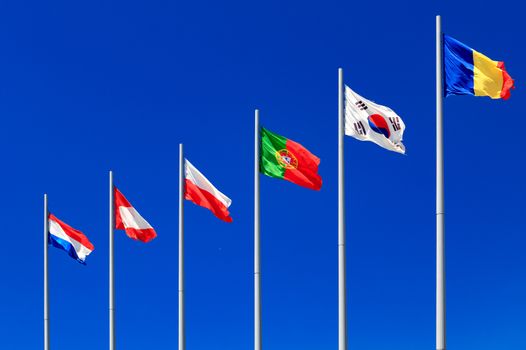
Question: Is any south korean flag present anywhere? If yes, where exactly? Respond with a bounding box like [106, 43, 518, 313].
[344, 85, 406, 154]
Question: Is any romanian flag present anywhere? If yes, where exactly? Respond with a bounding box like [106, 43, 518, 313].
[260, 127, 322, 191]
[444, 35, 514, 100]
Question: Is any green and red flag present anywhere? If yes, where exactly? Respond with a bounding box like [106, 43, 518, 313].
[260, 127, 322, 190]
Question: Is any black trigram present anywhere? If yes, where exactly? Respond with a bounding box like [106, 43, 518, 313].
[354, 121, 367, 136]
[355, 100, 368, 110]
[389, 117, 401, 131]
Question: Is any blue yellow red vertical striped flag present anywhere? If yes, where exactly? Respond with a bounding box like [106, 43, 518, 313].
[443, 35, 514, 100]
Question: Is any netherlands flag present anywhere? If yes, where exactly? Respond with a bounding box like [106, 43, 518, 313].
[48, 214, 94, 264]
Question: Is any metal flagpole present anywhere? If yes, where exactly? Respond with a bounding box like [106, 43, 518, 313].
[436, 15, 446, 350]
[254, 109, 261, 350]
[109, 170, 116, 350]
[43, 193, 49, 350]
[179, 143, 185, 350]
[337, 68, 347, 350]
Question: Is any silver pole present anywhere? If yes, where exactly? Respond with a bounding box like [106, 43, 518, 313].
[254, 109, 261, 350]
[179, 143, 185, 350]
[337, 68, 347, 350]
[436, 15, 446, 350]
[43, 193, 49, 350]
[109, 170, 115, 350]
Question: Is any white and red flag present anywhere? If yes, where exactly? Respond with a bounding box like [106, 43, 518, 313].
[185, 159, 233, 222]
[114, 187, 157, 243]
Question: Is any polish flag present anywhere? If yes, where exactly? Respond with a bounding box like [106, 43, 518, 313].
[114, 187, 157, 243]
[185, 159, 233, 222]
[48, 214, 94, 264]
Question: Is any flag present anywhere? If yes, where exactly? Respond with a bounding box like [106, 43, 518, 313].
[260, 127, 322, 190]
[48, 214, 94, 264]
[344, 85, 406, 154]
[114, 187, 157, 243]
[444, 34, 514, 99]
[185, 159, 233, 222]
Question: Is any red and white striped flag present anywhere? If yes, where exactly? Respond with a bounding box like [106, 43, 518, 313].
[114, 187, 157, 243]
[185, 159, 233, 222]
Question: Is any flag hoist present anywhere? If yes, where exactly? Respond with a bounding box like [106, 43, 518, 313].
[108, 171, 157, 350]
[254, 110, 261, 350]
[254, 109, 322, 350]
[337, 68, 346, 350]
[109, 171, 115, 350]
[43, 194, 94, 350]
[435, 15, 514, 350]
[43, 194, 49, 350]
[436, 16, 446, 350]
[178, 145, 185, 350]
[178, 143, 233, 350]
[338, 67, 407, 350]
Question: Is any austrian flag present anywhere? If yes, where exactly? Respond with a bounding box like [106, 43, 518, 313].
[185, 159, 233, 222]
[114, 187, 157, 243]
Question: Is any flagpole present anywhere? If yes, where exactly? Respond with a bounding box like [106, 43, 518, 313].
[179, 143, 185, 350]
[254, 109, 261, 350]
[337, 68, 347, 350]
[109, 170, 115, 350]
[436, 15, 446, 350]
[43, 193, 49, 350]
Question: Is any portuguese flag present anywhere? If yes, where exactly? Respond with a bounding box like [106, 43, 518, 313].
[260, 127, 322, 190]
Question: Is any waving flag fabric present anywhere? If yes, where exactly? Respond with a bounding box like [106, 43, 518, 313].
[48, 214, 94, 264]
[344, 85, 406, 154]
[260, 127, 322, 190]
[185, 159, 233, 222]
[114, 187, 157, 243]
[444, 34, 514, 100]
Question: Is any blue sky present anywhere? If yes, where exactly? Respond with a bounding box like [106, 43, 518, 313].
[0, 0, 525, 349]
